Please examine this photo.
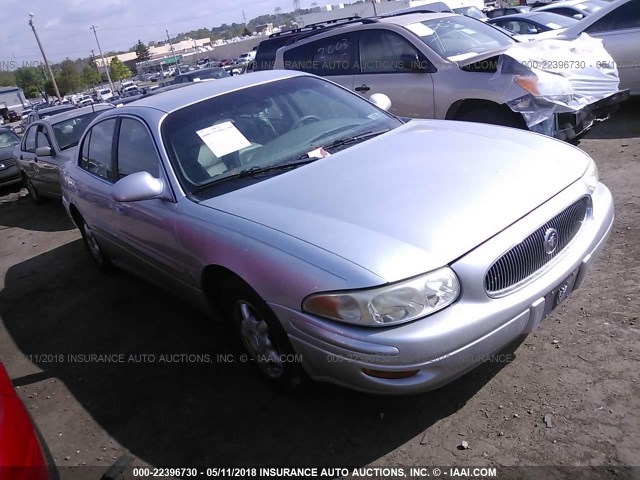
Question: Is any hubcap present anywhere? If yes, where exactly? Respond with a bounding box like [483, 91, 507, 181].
[26, 179, 36, 200]
[83, 224, 102, 263]
[236, 301, 283, 379]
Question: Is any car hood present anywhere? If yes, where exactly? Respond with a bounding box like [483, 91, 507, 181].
[0, 146, 15, 162]
[201, 120, 589, 283]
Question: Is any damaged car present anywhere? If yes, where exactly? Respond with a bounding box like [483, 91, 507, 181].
[274, 12, 629, 141]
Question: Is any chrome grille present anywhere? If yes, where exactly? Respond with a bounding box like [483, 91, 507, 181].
[485, 197, 589, 296]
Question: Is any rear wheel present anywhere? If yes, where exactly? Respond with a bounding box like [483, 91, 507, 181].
[23, 176, 43, 204]
[224, 278, 304, 391]
[457, 106, 527, 130]
[78, 217, 111, 272]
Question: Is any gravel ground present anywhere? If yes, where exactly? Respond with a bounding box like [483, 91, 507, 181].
[0, 100, 638, 479]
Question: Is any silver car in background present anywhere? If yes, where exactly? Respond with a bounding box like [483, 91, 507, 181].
[61, 71, 613, 394]
[15, 104, 114, 202]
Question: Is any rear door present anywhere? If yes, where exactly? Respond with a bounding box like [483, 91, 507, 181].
[354, 28, 436, 118]
[281, 31, 357, 91]
[72, 118, 121, 255]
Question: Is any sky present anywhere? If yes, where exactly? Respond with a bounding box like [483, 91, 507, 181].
[0, 0, 335, 67]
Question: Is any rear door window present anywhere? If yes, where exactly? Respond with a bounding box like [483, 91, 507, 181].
[79, 118, 117, 181]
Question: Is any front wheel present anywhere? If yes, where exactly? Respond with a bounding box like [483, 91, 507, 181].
[224, 278, 305, 391]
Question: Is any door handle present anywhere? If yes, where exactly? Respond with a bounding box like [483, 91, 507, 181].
[20, 155, 23, 160]
[355, 84, 371, 93]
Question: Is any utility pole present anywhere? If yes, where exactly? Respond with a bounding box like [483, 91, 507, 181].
[28, 13, 62, 103]
[90, 24, 115, 94]
[371, 0, 378, 16]
[166, 30, 180, 75]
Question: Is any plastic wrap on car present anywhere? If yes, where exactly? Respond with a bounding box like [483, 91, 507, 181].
[496, 34, 620, 128]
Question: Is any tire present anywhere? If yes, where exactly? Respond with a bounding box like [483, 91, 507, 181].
[23, 176, 43, 204]
[78, 217, 112, 272]
[224, 277, 305, 391]
[457, 107, 527, 130]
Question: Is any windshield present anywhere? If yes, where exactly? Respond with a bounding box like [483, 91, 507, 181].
[534, 12, 579, 28]
[191, 69, 229, 80]
[162, 76, 401, 197]
[0, 130, 20, 148]
[53, 111, 108, 150]
[407, 15, 515, 61]
[573, 1, 606, 14]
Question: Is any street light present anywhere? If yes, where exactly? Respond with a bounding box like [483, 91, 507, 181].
[28, 13, 62, 103]
[166, 30, 181, 75]
[90, 24, 116, 94]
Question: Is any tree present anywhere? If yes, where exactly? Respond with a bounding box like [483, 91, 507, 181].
[14, 67, 47, 98]
[109, 57, 132, 82]
[82, 63, 101, 87]
[0, 71, 16, 87]
[133, 39, 151, 62]
[56, 59, 82, 95]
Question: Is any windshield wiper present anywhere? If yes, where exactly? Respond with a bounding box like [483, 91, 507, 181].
[299, 130, 390, 159]
[192, 159, 316, 193]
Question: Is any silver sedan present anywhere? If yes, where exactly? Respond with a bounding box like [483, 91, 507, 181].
[15, 104, 114, 203]
[61, 71, 614, 394]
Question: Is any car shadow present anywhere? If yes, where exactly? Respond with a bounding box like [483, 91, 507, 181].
[0, 194, 75, 233]
[583, 97, 640, 140]
[0, 241, 523, 467]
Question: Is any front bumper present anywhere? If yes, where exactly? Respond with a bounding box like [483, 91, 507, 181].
[0, 164, 21, 187]
[517, 90, 630, 141]
[271, 181, 614, 395]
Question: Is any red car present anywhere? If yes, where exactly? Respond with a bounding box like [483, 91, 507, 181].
[6, 111, 21, 123]
[0, 363, 52, 480]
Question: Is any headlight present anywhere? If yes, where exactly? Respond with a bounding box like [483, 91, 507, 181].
[514, 75, 540, 96]
[302, 267, 460, 327]
[582, 156, 599, 193]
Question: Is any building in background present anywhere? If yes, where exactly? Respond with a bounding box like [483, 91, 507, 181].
[0, 86, 29, 116]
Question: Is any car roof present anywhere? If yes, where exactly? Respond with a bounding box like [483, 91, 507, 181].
[562, 0, 629, 34]
[37, 104, 77, 115]
[36, 104, 114, 125]
[489, 11, 567, 20]
[377, 12, 458, 26]
[125, 70, 307, 113]
[536, 0, 607, 8]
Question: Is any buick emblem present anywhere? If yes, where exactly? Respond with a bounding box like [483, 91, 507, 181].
[544, 228, 559, 255]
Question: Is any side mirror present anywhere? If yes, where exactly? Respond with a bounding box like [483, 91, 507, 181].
[370, 93, 392, 112]
[35, 146, 52, 157]
[112, 171, 166, 202]
[573, 13, 584, 20]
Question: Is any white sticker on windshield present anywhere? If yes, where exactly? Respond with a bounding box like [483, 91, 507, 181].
[406, 22, 435, 37]
[368, 112, 382, 120]
[546, 22, 561, 29]
[196, 121, 251, 157]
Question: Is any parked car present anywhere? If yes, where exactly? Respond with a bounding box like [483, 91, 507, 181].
[488, 11, 579, 35]
[96, 88, 114, 102]
[0, 127, 22, 187]
[61, 71, 613, 394]
[484, 5, 531, 18]
[274, 12, 628, 141]
[6, 110, 22, 122]
[453, 5, 489, 20]
[0, 362, 53, 480]
[173, 67, 230, 84]
[22, 104, 78, 129]
[532, 0, 609, 19]
[548, 0, 640, 95]
[15, 104, 114, 203]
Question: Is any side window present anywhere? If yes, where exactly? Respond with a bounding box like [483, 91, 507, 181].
[80, 118, 116, 181]
[284, 33, 357, 76]
[36, 126, 51, 149]
[586, 2, 640, 32]
[359, 30, 425, 73]
[23, 126, 37, 153]
[116, 118, 160, 179]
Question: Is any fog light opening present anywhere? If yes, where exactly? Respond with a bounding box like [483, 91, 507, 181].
[362, 368, 419, 379]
